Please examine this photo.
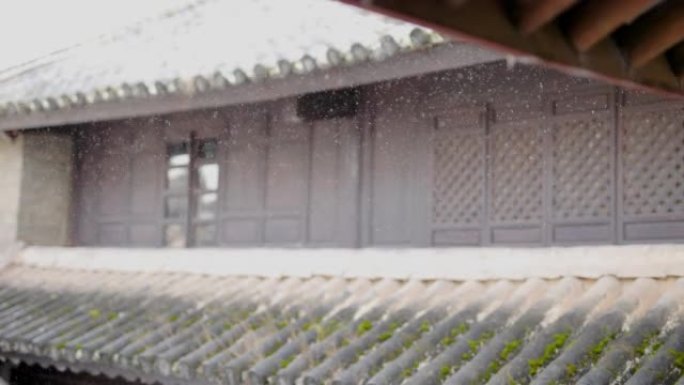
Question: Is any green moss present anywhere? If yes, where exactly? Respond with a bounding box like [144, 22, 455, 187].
[302, 316, 323, 333]
[500, 339, 522, 361]
[107, 311, 118, 321]
[279, 356, 295, 369]
[275, 319, 289, 329]
[235, 309, 252, 321]
[652, 340, 664, 354]
[402, 360, 421, 378]
[378, 322, 401, 343]
[88, 309, 101, 320]
[183, 316, 200, 327]
[403, 336, 418, 349]
[670, 349, 684, 370]
[357, 320, 373, 336]
[552, 332, 616, 383]
[528, 331, 571, 377]
[506, 374, 522, 385]
[469, 331, 495, 351]
[628, 332, 661, 376]
[441, 323, 469, 346]
[56, 342, 66, 350]
[402, 367, 413, 378]
[378, 330, 393, 343]
[588, 333, 616, 363]
[480, 339, 523, 383]
[265, 341, 285, 357]
[249, 319, 264, 330]
[318, 319, 342, 340]
[420, 321, 431, 334]
[439, 365, 452, 381]
[462, 331, 495, 362]
[167, 314, 179, 323]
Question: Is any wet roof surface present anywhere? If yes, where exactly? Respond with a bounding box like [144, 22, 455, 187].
[0, 0, 442, 118]
[0, 265, 683, 385]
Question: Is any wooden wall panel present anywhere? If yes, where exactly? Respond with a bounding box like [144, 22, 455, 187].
[489, 119, 545, 244]
[548, 91, 615, 245]
[308, 120, 342, 244]
[73, 66, 684, 248]
[430, 106, 486, 246]
[620, 101, 684, 243]
[366, 83, 430, 246]
[308, 118, 361, 247]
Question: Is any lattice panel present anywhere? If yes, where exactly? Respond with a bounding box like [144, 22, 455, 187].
[491, 124, 543, 223]
[552, 117, 612, 220]
[622, 108, 684, 217]
[433, 130, 484, 226]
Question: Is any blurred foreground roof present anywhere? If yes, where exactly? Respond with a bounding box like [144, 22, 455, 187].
[1, 261, 684, 385]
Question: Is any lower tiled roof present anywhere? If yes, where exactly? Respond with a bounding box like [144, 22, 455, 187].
[0, 265, 683, 385]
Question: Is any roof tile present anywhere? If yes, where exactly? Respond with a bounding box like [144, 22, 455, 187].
[0, 266, 682, 385]
[0, 0, 443, 117]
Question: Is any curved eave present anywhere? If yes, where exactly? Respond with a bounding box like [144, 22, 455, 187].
[0, 41, 500, 131]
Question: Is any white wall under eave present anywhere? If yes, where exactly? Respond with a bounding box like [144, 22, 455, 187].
[17, 131, 73, 246]
[0, 130, 74, 262]
[0, 135, 23, 250]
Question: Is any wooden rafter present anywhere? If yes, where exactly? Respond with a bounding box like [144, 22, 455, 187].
[566, 0, 657, 52]
[342, 0, 684, 97]
[620, 2, 684, 68]
[668, 42, 684, 77]
[517, 0, 578, 35]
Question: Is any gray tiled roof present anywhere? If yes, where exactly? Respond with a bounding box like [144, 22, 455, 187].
[1, 265, 684, 385]
[0, 0, 442, 118]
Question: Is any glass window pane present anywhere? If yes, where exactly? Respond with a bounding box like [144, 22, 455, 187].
[168, 142, 190, 166]
[198, 163, 219, 191]
[198, 139, 217, 160]
[195, 224, 216, 246]
[167, 167, 188, 192]
[196, 193, 218, 220]
[165, 196, 187, 219]
[164, 224, 186, 248]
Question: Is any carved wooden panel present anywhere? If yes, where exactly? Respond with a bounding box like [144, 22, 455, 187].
[490, 121, 544, 224]
[433, 115, 485, 226]
[552, 116, 612, 221]
[622, 107, 684, 217]
[430, 108, 485, 246]
[620, 104, 684, 242]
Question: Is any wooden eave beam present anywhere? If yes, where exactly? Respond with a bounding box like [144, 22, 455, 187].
[668, 41, 684, 77]
[517, 0, 578, 35]
[567, 0, 658, 52]
[342, 0, 684, 97]
[621, 2, 684, 68]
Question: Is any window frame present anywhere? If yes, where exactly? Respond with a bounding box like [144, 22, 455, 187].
[162, 133, 220, 247]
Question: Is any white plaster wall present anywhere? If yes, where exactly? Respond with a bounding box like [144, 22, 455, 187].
[0, 136, 22, 249]
[17, 131, 73, 246]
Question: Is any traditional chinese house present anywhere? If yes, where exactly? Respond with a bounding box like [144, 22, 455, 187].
[0, 0, 683, 384]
